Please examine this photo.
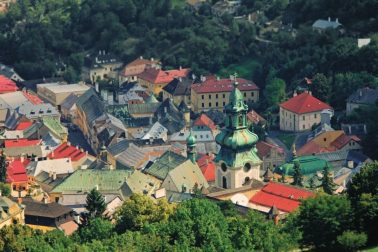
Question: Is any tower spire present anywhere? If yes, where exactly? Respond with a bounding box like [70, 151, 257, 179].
[186, 130, 197, 164]
[292, 143, 297, 159]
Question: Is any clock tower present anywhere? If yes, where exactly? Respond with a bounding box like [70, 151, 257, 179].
[215, 79, 262, 189]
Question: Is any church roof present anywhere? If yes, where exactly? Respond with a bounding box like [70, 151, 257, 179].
[275, 156, 330, 176]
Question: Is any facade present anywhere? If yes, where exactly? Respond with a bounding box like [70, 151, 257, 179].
[0, 196, 25, 228]
[279, 92, 333, 132]
[18, 103, 60, 120]
[346, 87, 378, 116]
[191, 76, 259, 113]
[162, 77, 192, 106]
[85, 51, 122, 84]
[215, 81, 262, 189]
[192, 114, 218, 142]
[138, 67, 190, 95]
[256, 141, 285, 170]
[37, 83, 90, 106]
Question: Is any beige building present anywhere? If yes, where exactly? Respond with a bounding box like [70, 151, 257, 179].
[279, 92, 333, 132]
[162, 77, 192, 106]
[37, 83, 90, 106]
[0, 196, 25, 228]
[119, 57, 161, 83]
[191, 76, 259, 113]
[84, 51, 122, 84]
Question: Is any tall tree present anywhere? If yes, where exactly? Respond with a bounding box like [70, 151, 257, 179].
[292, 160, 303, 187]
[85, 188, 106, 218]
[0, 153, 6, 183]
[264, 77, 286, 108]
[310, 73, 331, 103]
[321, 163, 335, 194]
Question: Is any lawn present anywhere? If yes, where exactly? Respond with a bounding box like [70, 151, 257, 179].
[218, 58, 261, 79]
[363, 246, 378, 252]
[277, 134, 296, 149]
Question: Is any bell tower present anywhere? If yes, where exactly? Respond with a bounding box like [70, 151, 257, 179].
[186, 131, 197, 164]
[214, 77, 262, 189]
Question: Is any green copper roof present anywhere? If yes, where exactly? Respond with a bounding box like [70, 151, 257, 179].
[144, 151, 187, 180]
[186, 131, 196, 147]
[225, 81, 248, 113]
[146, 94, 159, 104]
[42, 117, 67, 137]
[215, 128, 258, 150]
[52, 169, 132, 193]
[274, 156, 331, 176]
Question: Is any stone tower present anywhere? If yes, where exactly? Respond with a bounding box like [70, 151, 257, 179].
[214, 80, 262, 189]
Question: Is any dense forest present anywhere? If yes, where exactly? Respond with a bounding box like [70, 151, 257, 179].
[1, 162, 378, 252]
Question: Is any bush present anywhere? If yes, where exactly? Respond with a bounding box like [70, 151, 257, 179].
[337, 231, 367, 252]
[0, 183, 11, 197]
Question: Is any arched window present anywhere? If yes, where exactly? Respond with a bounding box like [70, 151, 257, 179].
[222, 176, 227, 189]
[238, 115, 243, 126]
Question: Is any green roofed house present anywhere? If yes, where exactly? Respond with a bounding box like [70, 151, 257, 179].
[41, 117, 68, 142]
[144, 151, 187, 180]
[274, 155, 330, 177]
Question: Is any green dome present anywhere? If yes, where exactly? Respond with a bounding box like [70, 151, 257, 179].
[215, 128, 258, 150]
[186, 132, 196, 147]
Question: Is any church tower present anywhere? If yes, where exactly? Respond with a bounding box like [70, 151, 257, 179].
[215, 79, 262, 189]
[186, 131, 197, 164]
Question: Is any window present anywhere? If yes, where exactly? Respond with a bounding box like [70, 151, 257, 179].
[251, 92, 254, 97]
[324, 138, 327, 142]
[216, 94, 218, 99]
[223, 94, 226, 98]
[303, 125, 305, 129]
[238, 115, 243, 126]
[209, 94, 211, 99]
[216, 102, 218, 107]
[202, 95, 204, 100]
[243, 163, 251, 172]
[314, 114, 317, 119]
[223, 102, 226, 106]
[200, 135, 203, 139]
[202, 103, 204, 107]
[222, 176, 227, 189]
[221, 163, 227, 172]
[209, 102, 212, 107]
[303, 116, 305, 120]
[244, 92, 246, 97]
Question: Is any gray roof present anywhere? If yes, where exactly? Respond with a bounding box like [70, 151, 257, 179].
[116, 144, 147, 170]
[60, 93, 79, 110]
[108, 139, 130, 156]
[127, 103, 161, 115]
[347, 87, 378, 105]
[162, 78, 192, 96]
[18, 103, 59, 119]
[312, 19, 342, 29]
[0, 64, 23, 81]
[76, 88, 105, 125]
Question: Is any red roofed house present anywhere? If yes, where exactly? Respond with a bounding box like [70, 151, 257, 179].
[138, 67, 190, 95]
[0, 75, 18, 93]
[191, 76, 259, 113]
[4, 139, 41, 148]
[279, 91, 333, 132]
[6, 157, 30, 194]
[297, 130, 361, 156]
[256, 141, 285, 170]
[249, 182, 314, 215]
[247, 109, 266, 126]
[119, 57, 161, 83]
[192, 114, 218, 142]
[197, 154, 216, 184]
[15, 121, 33, 131]
[48, 142, 95, 169]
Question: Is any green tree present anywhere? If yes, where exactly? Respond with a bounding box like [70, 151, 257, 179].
[310, 73, 331, 102]
[115, 194, 174, 232]
[292, 160, 303, 187]
[321, 163, 335, 194]
[337, 231, 367, 252]
[0, 153, 6, 183]
[296, 194, 353, 250]
[85, 188, 106, 218]
[265, 77, 286, 108]
[78, 218, 114, 243]
[0, 183, 11, 196]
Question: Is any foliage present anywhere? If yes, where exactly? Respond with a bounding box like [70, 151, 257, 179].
[292, 160, 303, 187]
[310, 73, 331, 102]
[85, 188, 106, 218]
[0, 182, 11, 196]
[337, 231, 368, 252]
[296, 194, 354, 250]
[115, 193, 174, 232]
[264, 77, 286, 108]
[321, 163, 335, 195]
[0, 153, 6, 183]
[77, 218, 114, 243]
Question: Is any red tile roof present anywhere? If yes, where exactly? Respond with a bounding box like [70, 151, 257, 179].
[15, 121, 33, 130]
[23, 91, 43, 105]
[280, 92, 332, 114]
[197, 154, 216, 182]
[138, 67, 190, 84]
[297, 141, 335, 156]
[6, 160, 28, 183]
[249, 182, 313, 213]
[331, 134, 360, 149]
[247, 110, 266, 124]
[48, 142, 86, 162]
[0, 75, 18, 93]
[256, 141, 284, 158]
[4, 138, 41, 148]
[193, 114, 217, 131]
[192, 76, 259, 94]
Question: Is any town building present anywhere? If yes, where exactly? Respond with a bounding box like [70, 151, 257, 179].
[312, 17, 342, 32]
[0, 196, 25, 228]
[192, 113, 218, 142]
[246, 109, 266, 126]
[256, 141, 285, 170]
[60, 94, 79, 121]
[279, 91, 333, 132]
[138, 67, 190, 95]
[18, 103, 60, 120]
[0, 91, 42, 110]
[214, 81, 262, 189]
[346, 87, 378, 115]
[37, 83, 90, 106]
[47, 142, 95, 169]
[197, 154, 216, 185]
[0, 64, 24, 82]
[162, 77, 192, 106]
[6, 159, 29, 195]
[0, 75, 18, 93]
[119, 57, 161, 83]
[84, 51, 122, 84]
[191, 76, 259, 113]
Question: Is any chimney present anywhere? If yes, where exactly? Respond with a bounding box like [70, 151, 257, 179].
[293, 90, 298, 97]
[76, 145, 79, 150]
[179, 66, 182, 70]
[359, 89, 362, 98]
[164, 107, 167, 114]
[308, 90, 312, 95]
[348, 160, 354, 169]
[328, 17, 331, 22]
[48, 171, 53, 178]
[151, 57, 154, 62]
[67, 142, 71, 146]
[17, 197, 22, 204]
[336, 18, 339, 23]
[140, 56, 143, 59]
[20, 154, 24, 163]
[52, 172, 57, 181]
[43, 196, 49, 204]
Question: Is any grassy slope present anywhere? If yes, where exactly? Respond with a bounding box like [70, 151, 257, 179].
[218, 58, 261, 79]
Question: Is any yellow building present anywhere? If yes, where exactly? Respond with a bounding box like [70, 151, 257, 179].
[191, 76, 259, 113]
[279, 92, 333, 132]
[137, 67, 190, 95]
[0, 196, 25, 228]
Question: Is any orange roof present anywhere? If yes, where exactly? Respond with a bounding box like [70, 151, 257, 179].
[256, 141, 284, 158]
[247, 110, 266, 124]
[331, 134, 360, 149]
[15, 121, 33, 130]
[0, 75, 18, 93]
[280, 92, 332, 114]
[250, 182, 314, 213]
[23, 91, 43, 105]
[126, 58, 159, 68]
[297, 141, 335, 156]
[4, 138, 41, 148]
[48, 142, 87, 162]
[193, 114, 217, 131]
[6, 159, 29, 183]
[138, 67, 190, 84]
[197, 154, 216, 182]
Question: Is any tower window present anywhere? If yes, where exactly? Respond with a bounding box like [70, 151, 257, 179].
[243, 163, 251, 172]
[221, 163, 227, 172]
[222, 176, 227, 189]
[238, 115, 243, 126]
